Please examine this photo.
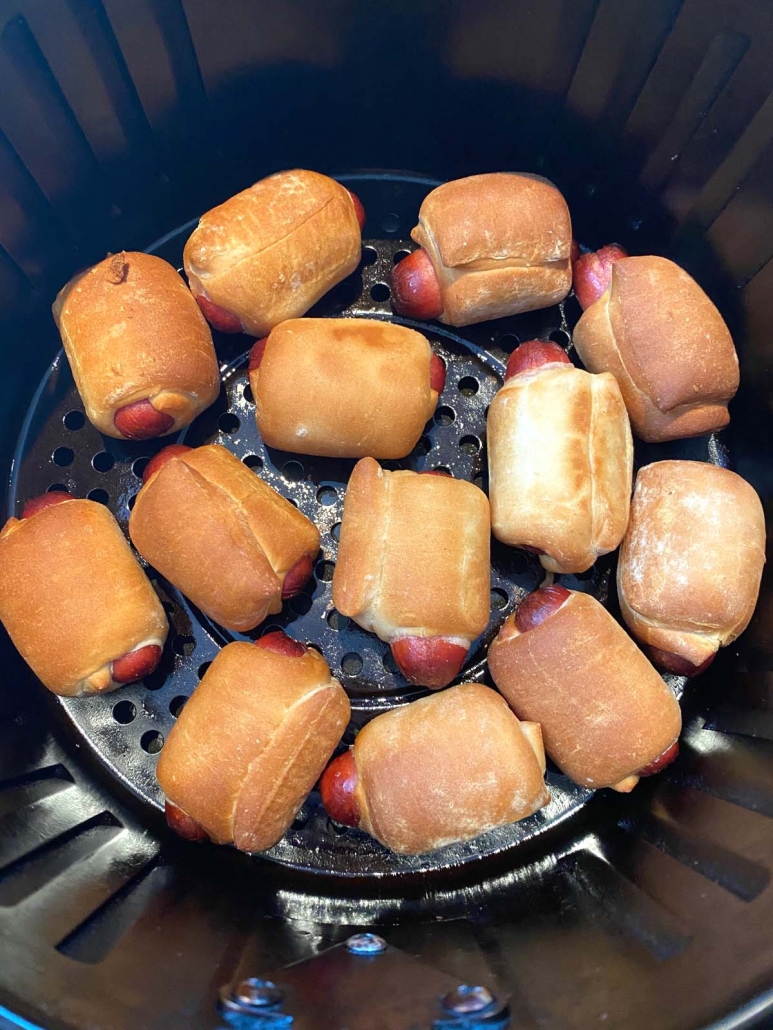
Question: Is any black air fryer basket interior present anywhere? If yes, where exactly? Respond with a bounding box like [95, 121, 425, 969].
[2, 2, 773, 1029]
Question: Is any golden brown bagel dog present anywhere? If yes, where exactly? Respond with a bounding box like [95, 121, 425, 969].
[618, 460, 766, 677]
[183, 169, 363, 336]
[488, 587, 682, 791]
[332, 458, 490, 689]
[391, 173, 572, 326]
[0, 492, 167, 696]
[573, 255, 739, 442]
[249, 318, 446, 458]
[319, 682, 549, 854]
[53, 252, 220, 440]
[159, 632, 350, 852]
[129, 444, 320, 632]
[488, 340, 632, 573]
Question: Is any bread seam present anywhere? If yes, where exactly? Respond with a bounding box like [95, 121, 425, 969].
[371, 468, 394, 630]
[417, 216, 569, 271]
[453, 257, 569, 272]
[419, 217, 566, 294]
[600, 290, 666, 418]
[187, 457, 279, 576]
[230, 680, 339, 842]
[588, 379, 597, 562]
[0, 519, 20, 541]
[60, 321, 90, 416]
[601, 292, 634, 390]
[416, 219, 449, 320]
[189, 195, 335, 282]
[622, 600, 735, 641]
[128, 388, 201, 411]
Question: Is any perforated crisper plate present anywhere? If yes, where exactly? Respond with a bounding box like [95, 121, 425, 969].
[6, 174, 725, 877]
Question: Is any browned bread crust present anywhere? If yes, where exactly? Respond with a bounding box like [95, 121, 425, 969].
[251, 318, 439, 458]
[488, 591, 682, 789]
[0, 500, 167, 695]
[488, 363, 632, 572]
[332, 458, 490, 643]
[573, 256, 739, 442]
[53, 252, 219, 438]
[183, 169, 361, 336]
[129, 445, 320, 632]
[618, 461, 766, 665]
[352, 682, 549, 853]
[157, 641, 349, 852]
[412, 173, 572, 326]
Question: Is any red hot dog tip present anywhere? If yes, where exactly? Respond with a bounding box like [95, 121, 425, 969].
[249, 337, 269, 371]
[194, 294, 244, 334]
[165, 801, 208, 842]
[111, 644, 162, 684]
[142, 444, 192, 484]
[639, 740, 679, 777]
[114, 399, 175, 440]
[505, 340, 572, 381]
[347, 190, 366, 231]
[391, 636, 468, 689]
[20, 490, 73, 519]
[255, 630, 307, 658]
[319, 749, 361, 827]
[391, 249, 443, 321]
[572, 243, 628, 311]
[515, 585, 571, 633]
[281, 554, 314, 600]
[429, 353, 446, 394]
[647, 646, 716, 678]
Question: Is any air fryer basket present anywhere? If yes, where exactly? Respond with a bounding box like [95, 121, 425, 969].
[2, 2, 773, 1028]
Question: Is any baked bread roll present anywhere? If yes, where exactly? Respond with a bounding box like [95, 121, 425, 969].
[0, 492, 167, 696]
[488, 340, 633, 573]
[159, 632, 350, 852]
[391, 172, 572, 326]
[249, 318, 445, 459]
[332, 458, 490, 689]
[573, 256, 739, 442]
[129, 444, 320, 632]
[319, 682, 549, 854]
[618, 460, 766, 676]
[183, 169, 363, 337]
[488, 586, 682, 791]
[53, 252, 220, 440]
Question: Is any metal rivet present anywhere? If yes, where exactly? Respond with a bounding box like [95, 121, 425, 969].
[346, 932, 387, 955]
[442, 985, 495, 1015]
[232, 978, 284, 1010]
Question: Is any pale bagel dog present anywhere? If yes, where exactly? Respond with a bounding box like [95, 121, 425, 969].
[183, 169, 363, 336]
[53, 252, 220, 440]
[488, 587, 682, 792]
[391, 172, 572, 326]
[573, 256, 739, 442]
[159, 633, 350, 852]
[249, 318, 445, 458]
[319, 683, 549, 854]
[332, 458, 490, 689]
[618, 461, 766, 677]
[0, 493, 167, 696]
[488, 340, 633, 573]
[129, 444, 320, 632]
